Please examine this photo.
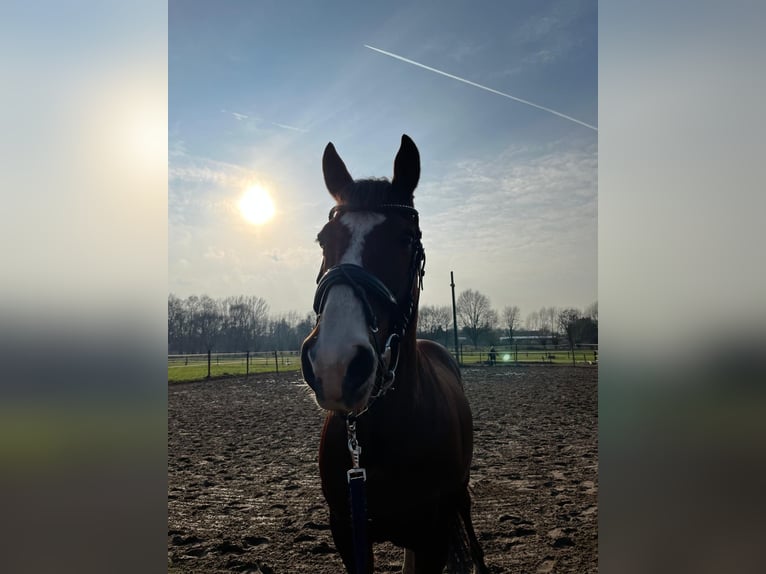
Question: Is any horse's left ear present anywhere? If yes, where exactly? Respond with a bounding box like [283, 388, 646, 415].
[323, 142, 354, 200]
[392, 134, 420, 199]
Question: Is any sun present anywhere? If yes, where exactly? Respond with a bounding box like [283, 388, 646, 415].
[238, 185, 276, 225]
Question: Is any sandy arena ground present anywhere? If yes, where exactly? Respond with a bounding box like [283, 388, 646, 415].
[168, 365, 597, 573]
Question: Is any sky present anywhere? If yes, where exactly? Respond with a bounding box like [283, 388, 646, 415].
[169, 0, 597, 318]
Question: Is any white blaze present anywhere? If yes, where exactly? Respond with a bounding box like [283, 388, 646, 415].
[309, 212, 385, 408]
[339, 212, 385, 265]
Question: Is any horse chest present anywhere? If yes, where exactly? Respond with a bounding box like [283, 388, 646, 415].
[319, 413, 462, 518]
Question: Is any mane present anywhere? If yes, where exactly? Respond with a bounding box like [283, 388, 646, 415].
[337, 178, 414, 209]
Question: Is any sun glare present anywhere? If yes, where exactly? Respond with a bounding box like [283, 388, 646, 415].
[239, 186, 276, 225]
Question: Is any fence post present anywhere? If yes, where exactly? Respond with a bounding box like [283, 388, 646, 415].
[450, 271, 459, 362]
[514, 343, 518, 364]
[246, 351, 250, 377]
[207, 349, 211, 378]
[274, 350, 279, 374]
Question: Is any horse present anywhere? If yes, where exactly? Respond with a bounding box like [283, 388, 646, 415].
[300, 135, 488, 573]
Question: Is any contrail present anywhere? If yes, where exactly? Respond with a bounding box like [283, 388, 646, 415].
[364, 45, 597, 132]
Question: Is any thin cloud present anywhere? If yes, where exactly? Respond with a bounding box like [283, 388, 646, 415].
[417, 143, 596, 267]
[272, 122, 308, 133]
[220, 108, 308, 133]
[220, 108, 249, 121]
[203, 247, 228, 260]
[169, 154, 254, 186]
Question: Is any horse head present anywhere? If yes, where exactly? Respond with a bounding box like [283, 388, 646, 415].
[301, 135, 425, 413]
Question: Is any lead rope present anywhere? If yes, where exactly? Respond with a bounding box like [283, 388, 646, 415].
[346, 415, 368, 573]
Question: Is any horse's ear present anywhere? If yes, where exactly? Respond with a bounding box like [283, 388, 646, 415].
[322, 142, 353, 200]
[392, 134, 420, 200]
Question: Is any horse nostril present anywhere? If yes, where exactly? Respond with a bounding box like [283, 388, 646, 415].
[343, 346, 376, 399]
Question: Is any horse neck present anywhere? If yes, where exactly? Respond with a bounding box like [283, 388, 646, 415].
[387, 312, 420, 402]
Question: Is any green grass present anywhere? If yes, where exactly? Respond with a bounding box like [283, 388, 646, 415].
[459, 349, 598, 366]
[168, 354, 301, 382]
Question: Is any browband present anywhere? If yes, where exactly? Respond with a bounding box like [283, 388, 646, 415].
[328, 203, 419, 221]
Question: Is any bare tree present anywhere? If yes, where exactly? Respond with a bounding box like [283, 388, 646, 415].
[183, 295, 202, 350]
[432, 305, 453, 342]
[418, 304, 453, 344]
[558, 308, 581, 366]
[197, 295, 223, 353]
[269, 311, 307, 350]
[246, 296, 270, 351]
[486, 308, 499, 344]
[545, 306, 559, 343]
[418, 305, 437, 337]
[269, 315, 292, 351]
[456, 289, 496, 347]
[223, 296, 251, 351]
[502, 305, 521, 344]
[537, 306, 548, 335]
[536, 306, 558, 337]
[585, 301, 598, 322]
[525, 309, 541, 331]
[295, 312, 315, 344]
[168, 293, 185, 353]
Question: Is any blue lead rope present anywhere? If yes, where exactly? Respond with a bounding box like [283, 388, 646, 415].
[347, 467, 368, 573]
[346, 417, 368, 573]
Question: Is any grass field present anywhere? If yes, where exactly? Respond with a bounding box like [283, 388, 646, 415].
[168, 352, 302, 382]
[168, 348, 597, 382]
[459, 348, 598, 366]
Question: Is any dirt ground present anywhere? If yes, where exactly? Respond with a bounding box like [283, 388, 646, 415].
[168, 365, 597, 573]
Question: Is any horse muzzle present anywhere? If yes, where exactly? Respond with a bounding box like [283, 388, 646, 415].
[301, 328, 377, 413]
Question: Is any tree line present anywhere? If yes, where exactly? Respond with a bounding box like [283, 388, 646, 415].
[168, 291, 597, 355]
[418, 289, 597, 350]
[168, 294, 313, 354]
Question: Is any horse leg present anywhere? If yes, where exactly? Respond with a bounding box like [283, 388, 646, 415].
[402, 549, 415, 574]
[459, 500, 490, 574]
[401, 545, 449, 574]
[330, 513, 374, 573]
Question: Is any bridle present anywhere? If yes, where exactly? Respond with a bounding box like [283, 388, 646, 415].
[312, 203, 426, 412]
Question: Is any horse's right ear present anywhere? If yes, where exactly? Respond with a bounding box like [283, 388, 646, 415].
[322, 143, 353, 200]
[392, 134, 420, 200]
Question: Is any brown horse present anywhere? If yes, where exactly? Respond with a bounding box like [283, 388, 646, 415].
[301, 135, 488, 573]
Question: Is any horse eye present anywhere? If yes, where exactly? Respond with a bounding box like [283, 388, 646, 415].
[401, 233, 415, 247]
